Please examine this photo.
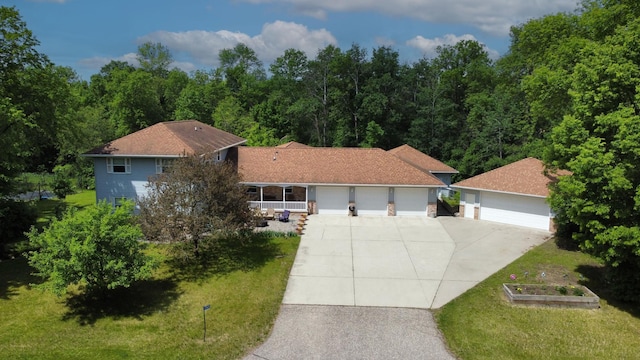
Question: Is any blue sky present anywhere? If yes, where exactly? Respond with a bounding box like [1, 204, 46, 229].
[9, 0, 577, 80]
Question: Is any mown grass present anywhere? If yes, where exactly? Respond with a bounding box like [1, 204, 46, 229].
[435, 239, 640, 360]
[2, 190, 299, 359]
[35, 190, 95, 228]
[0, 234, 299, 360]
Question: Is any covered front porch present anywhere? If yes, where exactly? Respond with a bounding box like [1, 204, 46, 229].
[247, 185, 308, 212]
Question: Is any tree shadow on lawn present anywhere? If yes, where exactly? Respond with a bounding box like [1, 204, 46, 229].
[576, 264, 640, 318]
[0, 256, 44, 300]
[62, 278, 181, 326]
[168, 232, 283, 282]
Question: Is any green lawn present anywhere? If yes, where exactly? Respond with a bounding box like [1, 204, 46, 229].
[0, 235, 299, 359]
[2, 190, 300, 359]
[435, 239, 640, 360]
[34, 190, 95, 228]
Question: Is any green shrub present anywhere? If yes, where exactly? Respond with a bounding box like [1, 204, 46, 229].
[0, 199, 38, 257]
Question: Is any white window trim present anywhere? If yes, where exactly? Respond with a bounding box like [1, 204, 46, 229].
[107, 158, 131, 174]
[155, 158, 173, 174]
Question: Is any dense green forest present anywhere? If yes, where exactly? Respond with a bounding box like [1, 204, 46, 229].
[3, 2, 640, 300]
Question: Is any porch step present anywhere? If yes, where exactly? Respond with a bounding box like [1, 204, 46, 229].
[296, 215, 308, 235]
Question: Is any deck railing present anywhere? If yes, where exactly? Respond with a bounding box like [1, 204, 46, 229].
[249, 201, 307, 212]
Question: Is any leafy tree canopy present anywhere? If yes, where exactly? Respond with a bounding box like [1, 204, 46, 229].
[138, 154, 255, 264]
[28, 200, 158, 296]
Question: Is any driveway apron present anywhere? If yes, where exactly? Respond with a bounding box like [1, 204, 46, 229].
[245, 215, 549, 360]
[283, 215, 549, 309]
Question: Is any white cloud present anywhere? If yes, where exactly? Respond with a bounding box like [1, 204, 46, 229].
[138, 21, 337, 68]
[78, 53, 199, 75]
[238, 0, 576, 36]
[407, 34, 499, 59]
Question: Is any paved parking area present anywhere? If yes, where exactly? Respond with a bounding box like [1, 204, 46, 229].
[283, 215, 550, 309]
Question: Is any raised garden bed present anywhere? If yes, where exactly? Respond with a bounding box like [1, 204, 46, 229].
[503, 283, 600, 309]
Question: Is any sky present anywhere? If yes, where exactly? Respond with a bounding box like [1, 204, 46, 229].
[8, 0, 578, 81]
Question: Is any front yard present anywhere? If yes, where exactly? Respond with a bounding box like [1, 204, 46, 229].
[435, 239, 640, 360]
[1, 190, 300, 359]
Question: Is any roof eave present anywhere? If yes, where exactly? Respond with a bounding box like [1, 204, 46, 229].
[241, 181, 444, 187]
[450, 185, 548, 198]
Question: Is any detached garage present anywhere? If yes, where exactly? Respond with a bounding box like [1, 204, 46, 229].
[480, 192, 550, 230]
[452, 158, 570, 232]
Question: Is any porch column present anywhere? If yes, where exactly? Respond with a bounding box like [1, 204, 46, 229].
[260, 186, 264, 209]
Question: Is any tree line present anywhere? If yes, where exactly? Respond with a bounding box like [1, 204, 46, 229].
[3, 1, 640, 302]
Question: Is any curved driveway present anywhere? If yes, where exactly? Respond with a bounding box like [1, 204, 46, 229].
[284, 215, 549, 308]
[245, 215, 549, 360]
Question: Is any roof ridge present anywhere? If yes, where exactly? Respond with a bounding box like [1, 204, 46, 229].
[160, 122, 196, 154]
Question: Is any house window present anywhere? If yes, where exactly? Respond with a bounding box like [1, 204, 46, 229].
[285, 187, 293, 194]
[107, 158, 131, 174]
[247, 186, 258, 194]
[216, 152, 222, 162]
[156, 158, 173, 174]
[113, 197, 129, 208]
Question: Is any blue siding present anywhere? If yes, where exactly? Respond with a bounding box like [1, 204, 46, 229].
[434, 173, 452, 187]
[94, 158, 157, 204]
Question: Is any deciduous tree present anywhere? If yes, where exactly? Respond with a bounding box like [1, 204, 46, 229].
[27, 201, 158, 296]
[138, 154, 255, 263]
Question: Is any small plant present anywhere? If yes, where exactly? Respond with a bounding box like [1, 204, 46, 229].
[572, 286, 585, 296]
[556, 286, 568, 295]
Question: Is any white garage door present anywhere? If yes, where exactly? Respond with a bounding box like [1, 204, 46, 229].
[480, 192, 550, 230]
[395, 188, 428, 216]
[355, 187, 388, 216]
[464, 193, 475, 219]
[316, 186, 349, 215]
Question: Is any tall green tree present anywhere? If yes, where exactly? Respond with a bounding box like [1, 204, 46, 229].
[137, 42, 173, 78]
[174, 70, 228, 122]
[546, 16, 640, 302]
[302, 45, 343, 146]
[0, 6, 52, 188]
[28, 201, 158, 296]
[109, 69, 165, 136]
[219, 43, 266, 109]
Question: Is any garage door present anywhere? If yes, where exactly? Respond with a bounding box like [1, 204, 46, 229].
[316, 186, 349, 215]
[464, 193, 475, 219]
[395, 188, 428, 216]
[480, 192, 550, 230]
[355, 187, 388, 216]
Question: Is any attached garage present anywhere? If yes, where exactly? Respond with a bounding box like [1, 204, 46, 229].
[316, 186, 349, 215]
[355, 187, 388, 216]
[395, 188, 428, 216]
[480, 192, 550, 230]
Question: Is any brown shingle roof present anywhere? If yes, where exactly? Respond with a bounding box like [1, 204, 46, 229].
[451, 158, 569, 197]
[388, 144, 458, 174]
[84, 120, 246, 156]
[235, 147, 445, 186]
[276, 141, 312, 149]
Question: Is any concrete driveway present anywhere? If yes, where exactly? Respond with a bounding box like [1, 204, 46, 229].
[283, 215, 550, 309]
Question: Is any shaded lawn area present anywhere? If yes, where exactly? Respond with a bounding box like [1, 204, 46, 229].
[0, 234, 300, 360]
[435, 239, 640, 360]
[35, 190, 95, 228]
